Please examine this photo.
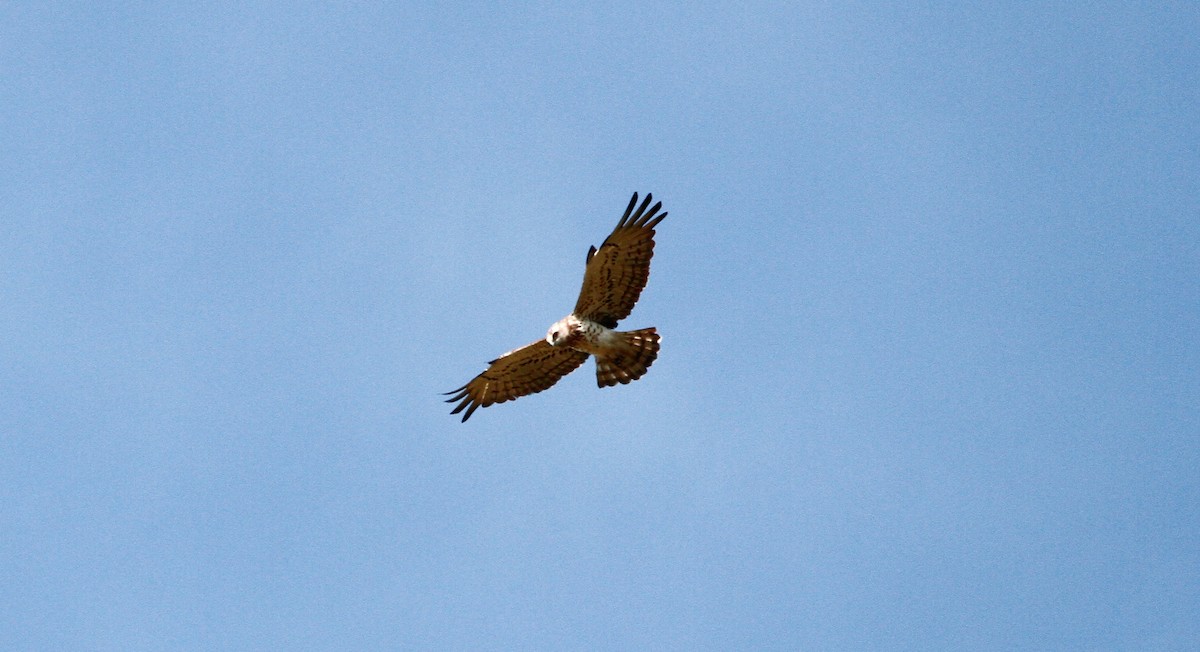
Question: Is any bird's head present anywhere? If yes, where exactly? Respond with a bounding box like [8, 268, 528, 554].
[546, 318, 572, 346]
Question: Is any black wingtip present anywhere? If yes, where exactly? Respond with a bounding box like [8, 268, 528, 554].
[646, 210, 667, 229]
[446, 389, 482, 421]
[444, 384, 471, 402]
[630, 193, 654, 224]
[618, 192, 639, 227]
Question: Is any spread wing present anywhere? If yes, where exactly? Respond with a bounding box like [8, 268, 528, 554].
[443, 340, 589, 422]
[573, 192, 667, 328]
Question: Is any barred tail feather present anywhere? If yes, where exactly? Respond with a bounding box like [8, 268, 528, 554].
[595, 327, 661, 388]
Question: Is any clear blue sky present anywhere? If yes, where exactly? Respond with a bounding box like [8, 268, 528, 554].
[3, 3, 1197, 649]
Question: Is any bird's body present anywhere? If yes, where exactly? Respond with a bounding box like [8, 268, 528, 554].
[445, 192, 668, 422]
[547, 314, 661, 388]
[547, 314, 620, 356]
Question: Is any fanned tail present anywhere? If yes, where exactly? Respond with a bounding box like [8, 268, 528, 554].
[595, 327, 660, 388]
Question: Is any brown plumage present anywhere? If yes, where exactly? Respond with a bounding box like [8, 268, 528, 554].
[594, 327, 661, 387]
[574, 193, 666, 328]
[444, 342, 588, 422]
[444, 192, 668, 422]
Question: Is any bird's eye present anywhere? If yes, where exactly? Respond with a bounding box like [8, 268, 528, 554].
[552, 332, 558, 340]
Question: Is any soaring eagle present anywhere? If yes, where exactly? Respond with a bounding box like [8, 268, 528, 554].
[445, 193, 668, 422]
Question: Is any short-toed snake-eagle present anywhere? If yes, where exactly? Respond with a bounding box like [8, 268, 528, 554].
[444, 193, 668, 422]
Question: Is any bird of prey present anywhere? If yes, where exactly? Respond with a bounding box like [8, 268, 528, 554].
[445, 192, 668, 422]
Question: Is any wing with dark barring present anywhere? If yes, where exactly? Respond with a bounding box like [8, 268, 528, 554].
[443, 340, 589, 422]
[572, 193, 667, 328]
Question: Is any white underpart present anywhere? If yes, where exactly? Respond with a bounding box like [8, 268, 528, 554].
[546, 314, 621, 356]
[580, 318, 618, 352]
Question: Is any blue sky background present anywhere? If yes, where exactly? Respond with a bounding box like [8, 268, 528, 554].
[3, 3, 1198, 649]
